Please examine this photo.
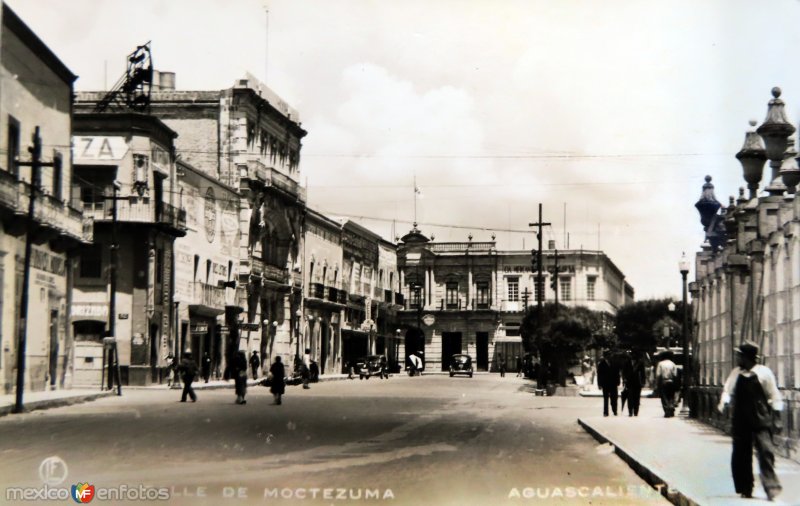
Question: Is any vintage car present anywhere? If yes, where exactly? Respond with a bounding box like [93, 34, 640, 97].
[449, 354, 473, 378]
[356, 355, 385, 380]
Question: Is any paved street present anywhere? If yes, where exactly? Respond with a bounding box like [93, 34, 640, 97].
[0, 375, 669, 505]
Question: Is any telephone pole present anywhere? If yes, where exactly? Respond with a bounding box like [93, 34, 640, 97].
[551, 249, 565, 311]
[13, 127, 56, 413]
[529, 204, 550, 389]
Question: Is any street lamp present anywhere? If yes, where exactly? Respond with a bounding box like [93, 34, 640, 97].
[757, 87, 795, 197]
[679, 252, 691, 415]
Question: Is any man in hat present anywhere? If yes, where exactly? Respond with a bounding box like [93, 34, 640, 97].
[597, 350, 620, 416]
[718, 340, 783, 501]
[655, 350, 678, 417]
[178, 351, 198, 402]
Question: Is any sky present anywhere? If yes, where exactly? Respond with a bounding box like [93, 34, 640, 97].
[9, 0, 800, 300]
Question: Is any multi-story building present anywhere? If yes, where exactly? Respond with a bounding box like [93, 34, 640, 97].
[340, 220, 385, 371]
[375, 239, 404, 371]
[173, 159, 239, 378]
[77, 72, 307, 367]
[302, 208, 345, 374]
[690, 89, 800, 457]
[396, 226, 634, 372]
[70, 113, 185, 386]
[0, 4, 91, 393]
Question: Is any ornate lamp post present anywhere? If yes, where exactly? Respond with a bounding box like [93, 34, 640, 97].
[781, 136, 800, 194]
[757, 87, 795, 197]
[679, 253, 691, 415]
[694, 176, 725, 252]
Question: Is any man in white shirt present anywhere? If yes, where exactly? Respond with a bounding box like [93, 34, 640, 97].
[302, 348, 311, 389]
[655, 351, 678, 417]
[717, 340, 783, 501]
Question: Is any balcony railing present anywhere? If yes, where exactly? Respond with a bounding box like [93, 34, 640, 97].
[5, 177, 90, 243]
[310, 282, 325, 299]
[427, 242, 495, 253]
[157, 202, 187, 232]
[394, 292, 404, 306]
[337, 289, 348, 304]
[384, 289, 393, 304]
[263, 263, 289, 285]
[327, 286, 338, 302]
[193, 282, 226, 310]
[79, 198, 186, 234]
[239, 160, 307, 202]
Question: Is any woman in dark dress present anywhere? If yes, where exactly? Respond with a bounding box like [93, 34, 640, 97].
[233, 350, 248, 405]
[269, 356, 286, 405]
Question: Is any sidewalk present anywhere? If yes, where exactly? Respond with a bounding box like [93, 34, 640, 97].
[0, 389, 114, 417]
[0, 374, 353, 417]
[578, 397, 800, 505]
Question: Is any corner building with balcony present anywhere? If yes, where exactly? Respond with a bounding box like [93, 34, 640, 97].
[397, 226, 633, 373]
[0, 4, 92, 393]
[77, 73, 308, 367]
[70, 113, 185, 386]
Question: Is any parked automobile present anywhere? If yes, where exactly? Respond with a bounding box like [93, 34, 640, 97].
[449, 354, 473, 378]
[356, 355, 384, 380]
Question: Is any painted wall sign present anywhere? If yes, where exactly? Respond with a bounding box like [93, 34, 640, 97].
[73, 136, 129, 162]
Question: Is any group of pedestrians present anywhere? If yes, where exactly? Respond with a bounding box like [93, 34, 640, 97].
[597, 349, 647, 417]
[170, 349, 287, 406]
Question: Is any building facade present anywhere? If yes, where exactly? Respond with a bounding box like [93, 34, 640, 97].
[690, 90, 800, 459]
[71, 113, 185, 386]
[396, 226, 634, 372]
[0, 4, 91, 393]
[173, 159, 239, 378]
[76, 73, 307, 368]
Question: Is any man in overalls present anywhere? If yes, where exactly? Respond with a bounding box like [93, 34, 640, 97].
[718, 340, 783, 501]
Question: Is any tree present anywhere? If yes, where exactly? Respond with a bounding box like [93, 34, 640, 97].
[614, 298, 692, 353]
[521, 303, 605, 386]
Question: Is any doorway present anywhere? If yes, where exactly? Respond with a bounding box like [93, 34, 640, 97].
[441, 332, 462, 371]
[476, 332, 489, 371]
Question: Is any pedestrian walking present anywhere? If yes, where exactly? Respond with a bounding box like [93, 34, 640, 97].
[380, 355, 388, 379]
[201, 352, 211, 383]
[269, 355, 286, 405]
[249, 351, 261, 380]
[233, 350, 248, 404]
[718, 340, 784, 501]
[164, 352, 176, 388]
[597, 350, 620, 416]
[302, 348, 311, 389]
[178, 351, 198, 402]
[622, 350, 646, 416]
[655, 350, 679, 417]
[498, 353, 506, 378]
[515, 355, 523, 377]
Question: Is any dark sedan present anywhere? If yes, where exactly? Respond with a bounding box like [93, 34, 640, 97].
[449, 354, 473, 378]
[356, 355, 386, 380]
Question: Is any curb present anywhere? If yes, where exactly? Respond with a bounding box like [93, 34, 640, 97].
[577, 418, 702, 506]
[0, 391, 115, 418]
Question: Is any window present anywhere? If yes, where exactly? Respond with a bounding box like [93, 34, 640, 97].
[476, 282, 489, 308]
[79, 244, 103, 279]
[587, 277, 596, 301]
[559, 278, 571, 301]
[51, 152, 63, 201]
[7, 116, 19, 175]
[505, 323, 521, 337]
[446, 282, 459, 309]
[507, 277, 519, 302]
[410, 285, 422, 308]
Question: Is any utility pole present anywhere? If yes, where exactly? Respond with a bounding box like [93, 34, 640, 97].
[551, 249, 565, 311]
[529, 204, 551, 389]
[13, 127, 55, 413]
[104, 181, 125, 395]
[521, 288, 530, 315]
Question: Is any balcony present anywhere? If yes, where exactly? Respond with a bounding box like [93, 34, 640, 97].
[394, 292, 404, 306]
[238, 160, 306, 203]
[263, 263, 290, 286]
[193, 282, 226, 311]
[472, 299, 492, 310]
[1, 175, 91, 244]
[310, 282, 325, 299]
[327, 286, 338, 302]
[440, 299, 463, 311]
[500, 300, 522, 312]
[337, 289, 348, 304]
[79, 197, 186, 236]
[384, 289, 393, 304]
[427, 242, 495, 253]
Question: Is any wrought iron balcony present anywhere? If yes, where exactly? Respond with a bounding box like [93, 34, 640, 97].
[337, 289, 348, 304]
[193, 282, 226, 310]
[78, 197, 186, 236]
[2, 175, 91, 244]
[239, 160, 306, 203]
[310, 282, 325, 299]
